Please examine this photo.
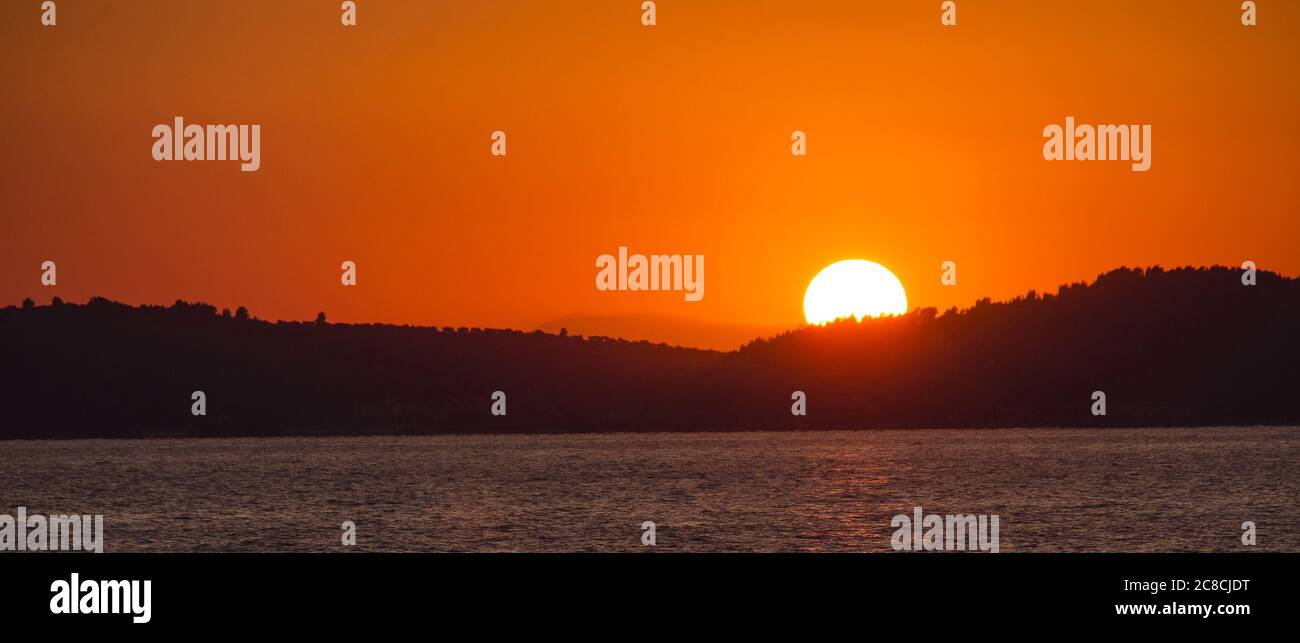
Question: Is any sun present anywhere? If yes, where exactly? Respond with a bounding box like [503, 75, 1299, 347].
[803, 259, 908, 325]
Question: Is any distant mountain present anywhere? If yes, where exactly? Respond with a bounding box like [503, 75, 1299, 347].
[2, 266, 1297, 439]
[536, 312, 791, 351]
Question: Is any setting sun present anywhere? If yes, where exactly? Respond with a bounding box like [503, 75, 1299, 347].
[803, 260, 908, 325]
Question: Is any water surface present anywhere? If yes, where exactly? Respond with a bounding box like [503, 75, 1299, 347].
[1, 427, 1294, 552]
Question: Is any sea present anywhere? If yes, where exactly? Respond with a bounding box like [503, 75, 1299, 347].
[1, 426, 1294, 552]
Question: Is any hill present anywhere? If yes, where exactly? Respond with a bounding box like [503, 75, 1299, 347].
[2, 266, 1296, 438]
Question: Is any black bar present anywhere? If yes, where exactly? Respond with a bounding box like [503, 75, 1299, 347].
[2, 553, 1287, 631]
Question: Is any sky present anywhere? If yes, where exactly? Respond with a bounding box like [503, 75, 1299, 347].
[2, 1, 1297, 349]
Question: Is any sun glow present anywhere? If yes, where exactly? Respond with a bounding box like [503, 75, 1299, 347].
[803, 260, 908, 325]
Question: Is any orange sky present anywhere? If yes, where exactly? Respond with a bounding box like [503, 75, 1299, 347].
[3, 1, 1297, 349]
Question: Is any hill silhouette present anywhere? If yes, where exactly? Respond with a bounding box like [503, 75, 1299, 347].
[536, 312, 789, 351]
[2, 266, 1296, 439]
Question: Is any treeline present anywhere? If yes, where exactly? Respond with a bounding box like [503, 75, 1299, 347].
[1, 266, 1297, 439]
